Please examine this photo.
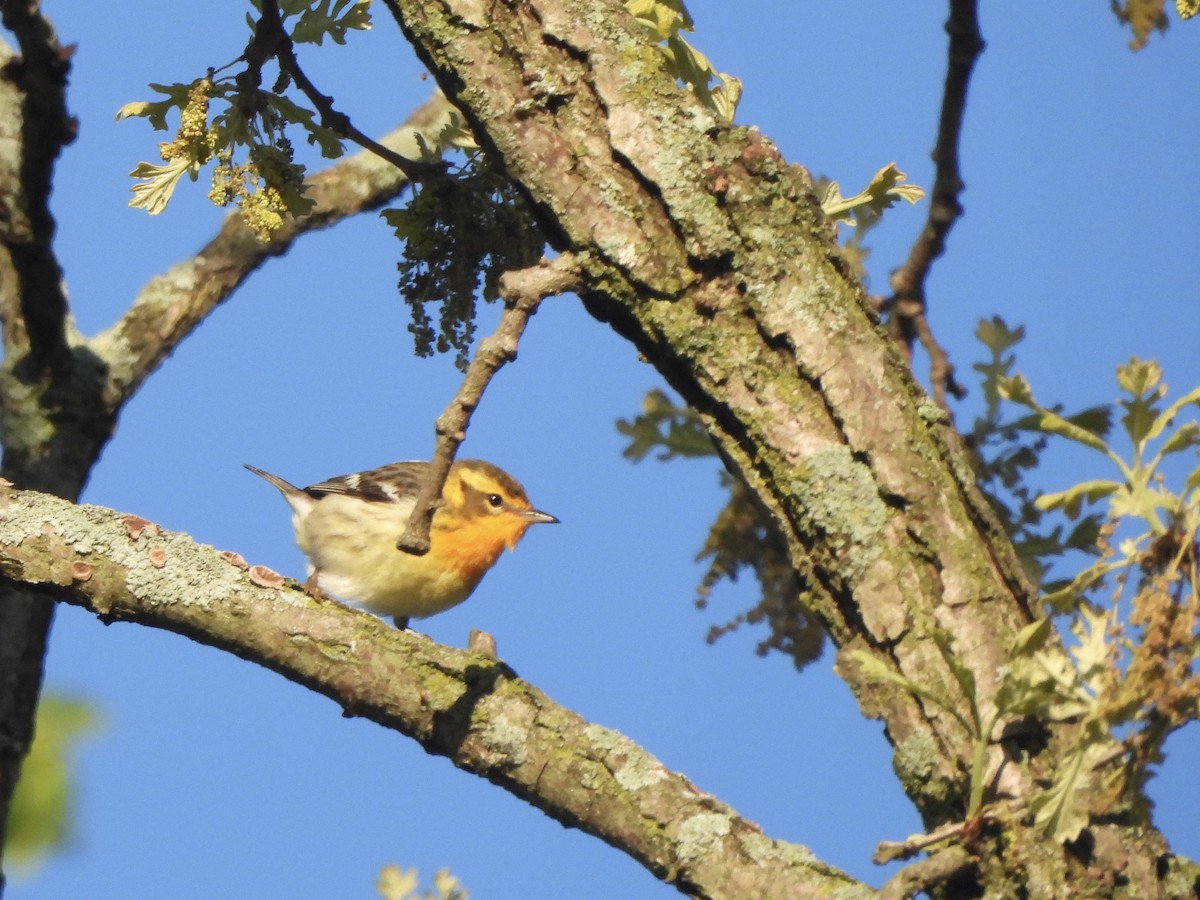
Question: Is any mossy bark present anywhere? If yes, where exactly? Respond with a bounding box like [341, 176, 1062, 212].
[381, 0, 1194, 894]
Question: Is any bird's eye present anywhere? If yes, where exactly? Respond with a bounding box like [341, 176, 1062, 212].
[486, 493, 504, 509]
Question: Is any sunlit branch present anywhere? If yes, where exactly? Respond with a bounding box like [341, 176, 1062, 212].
[397, 254, 582, 554]
[884, 0, 983, 409]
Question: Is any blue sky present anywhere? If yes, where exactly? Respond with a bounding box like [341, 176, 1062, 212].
[10, 2, 1200, 897]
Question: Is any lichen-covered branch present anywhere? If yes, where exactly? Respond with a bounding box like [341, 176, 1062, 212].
[398, 255, 582, 553]
[0, 27, 78, 886]
[374, 0, 1190, 891]
[884, 0, 983, 408]
[0, 483, 870, 900]
[0, 67, 457, 886]
[380, 0, 1032, 817]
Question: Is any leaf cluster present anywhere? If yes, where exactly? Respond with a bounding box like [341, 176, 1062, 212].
[965, 317, 1111, 589]
[382, 160, 546, 371]
[376, 865, 468, 900]
[980, 356, 1198, 843]
[117, 1, 374, 238]
[819, 162, 925, 228]
[8, 697, 97, 874]
[625, 0, 741, 122]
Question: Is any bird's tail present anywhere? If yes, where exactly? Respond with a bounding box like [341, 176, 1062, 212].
[244, 464, 303, 498]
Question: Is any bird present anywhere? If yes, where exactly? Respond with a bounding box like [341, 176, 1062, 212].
[245, 459, 558, 628]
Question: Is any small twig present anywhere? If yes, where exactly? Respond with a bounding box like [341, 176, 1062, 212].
[248, 0, 437, 181]
[874, 799, 1022, 865]
[878, 846, 974, 900]
[884, 0, 983, 409]
[397, 254, 583, 554]
[874, 817, 972, 866]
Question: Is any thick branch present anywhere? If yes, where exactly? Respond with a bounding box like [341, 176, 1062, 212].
[0, 484, 870, 900]
[884, 0, 983, 408]
[398, 255, 582, 554]
[0, 2, 74, 370]
[379, 0, 1037, 832]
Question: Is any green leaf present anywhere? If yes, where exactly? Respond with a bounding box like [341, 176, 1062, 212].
[1158, 421, 1200, 457]
[1069, 605, 1112, 686]
[127, 157, 199, 215]
[1180, 0, 1200, 20]
[931, 628, 979, 731]
[1065, 406, 1114, 441]
[996, 373, 1035, 407]
[1035, 480, 1120, 518]
[1029, 740, 1104, 843]
[1116, 357, 1162, 397]
[263, 93, 345, 158]
[291, 0, 373, 46]
[822, 163, 925, 224]
[617, 389, 714, 462]
[1108, 483, 1168, 530]
[1035, 409, 1110, 453]
[975, 316, 1025, 354]
[1184, 465, 1200, 499]
[1146, 385, 1200, 443]
[1012, 617, 1053, 656]
[848, 650, 973, 734]
[115, 81, 198, 131]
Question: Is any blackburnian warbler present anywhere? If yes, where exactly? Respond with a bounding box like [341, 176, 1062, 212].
[245, 459, 558, 628]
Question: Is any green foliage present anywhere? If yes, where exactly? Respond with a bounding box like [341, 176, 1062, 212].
[262, 0, 373, 46]
[118, 1, 376, 238]
[382, 159, 546, 371]
[617, 390, 825, 670]
[999, 357, 1200, 841]
[377, 865, 468, 900]
[819, 163, 925, 228]
[616, 388, 714, 462]
[625, 0, 741, 122]
[8, 696, 98, 874]
[965, 317, 1110, 588]
[855, 346, 1200, 844]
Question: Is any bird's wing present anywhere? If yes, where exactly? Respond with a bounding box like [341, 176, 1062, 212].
[304, 461, 429, 504]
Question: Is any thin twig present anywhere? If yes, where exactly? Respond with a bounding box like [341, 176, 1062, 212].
[397, 255, 583, 554]
[249, 0, 437, 181]
[884, 0, 984, 409]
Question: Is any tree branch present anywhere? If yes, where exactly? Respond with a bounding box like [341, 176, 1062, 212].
[379, 0, 1040, 827]
[89, 91, 458, 411]
[883, 0, 984, 409]
[0, 483, 870, 900]
[0, 1, 74, 371]
[243, 0, 438, 182]
[398, 255, 582, 554]
[878, 846, 974, 900]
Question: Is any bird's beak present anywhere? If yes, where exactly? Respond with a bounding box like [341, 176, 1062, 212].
[521, 508, 559, 525]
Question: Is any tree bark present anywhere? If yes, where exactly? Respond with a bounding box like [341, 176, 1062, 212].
[0, 1, 1196, 896]
[375, 0, 1192, 894]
